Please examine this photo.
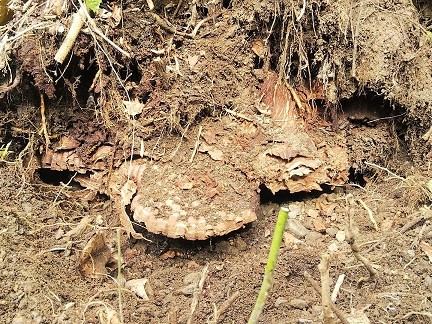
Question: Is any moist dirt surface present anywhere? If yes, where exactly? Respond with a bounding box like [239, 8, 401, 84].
[1, 0, 432, 323]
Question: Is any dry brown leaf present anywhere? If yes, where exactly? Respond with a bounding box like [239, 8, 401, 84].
[161, 250, 176, 260]
[187, 55, 200, 70]
[177, 175, 194, 190]
[419, 241, 432, 262]
[125, 278, 151, 300]
[251, 39, 266, 58]
[63, 215, 92, 240]
[92, 146, 113, 162]
[123, 99, 144, 117]
[199, 143, 224, 161]
[78, 233, 112, 278]
[55, 136, 80, 151]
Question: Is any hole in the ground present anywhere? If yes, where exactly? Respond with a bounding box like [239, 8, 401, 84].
[222, 0, 232, 9]
[348, 166, 367, 187]
[37, 169, 83, 187]
[259, 184, 333, 205]
[339, 91, 405, 126]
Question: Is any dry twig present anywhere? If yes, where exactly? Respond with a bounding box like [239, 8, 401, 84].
[304, 272, 350, 324]
[347, 194, 378, 286]
[318, 253, 335, 324]
[187, 264, 209, 324]
[210, 291, 240, 324]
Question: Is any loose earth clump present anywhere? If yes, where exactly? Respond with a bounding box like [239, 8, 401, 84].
[1, 0, 432, 323]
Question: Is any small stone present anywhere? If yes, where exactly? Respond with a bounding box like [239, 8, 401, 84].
[286, 219, 309, 239]
[424, 275, 432, 290]
[288, 203, 304, 219]
[180, 283, 196, 296]
[336, 230, 345, 242]
[289, 298, 309, 309]
[302, 216, 314, 230]
[307, 209, 320, 218]
[261, 203, 278, 217]
[284, 232, 301, 247]
[326, 227, 338, 238]
[313, 218, 327, 233]
[183, 272, 201, 285]
[275, 297, 288, 307]
[264, 228, 271, 237]
[305, 231, 323, 245]
[235, 238, 247, 251]
[328, 241, 339, 252]
[297, 319, 313, 324]
[380, 218, 394, 231]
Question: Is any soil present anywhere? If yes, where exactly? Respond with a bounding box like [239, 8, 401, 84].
[1, 0, 432, 323]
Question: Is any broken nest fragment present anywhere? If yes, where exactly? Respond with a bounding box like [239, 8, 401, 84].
[108, 157, 259, 240]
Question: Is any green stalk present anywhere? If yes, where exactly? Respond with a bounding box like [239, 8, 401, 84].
[248, 207, 289, 324]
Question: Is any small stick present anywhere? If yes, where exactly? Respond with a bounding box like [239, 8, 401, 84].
[284, 80, 305, 113]
[358, 198, 379, 231]
[187, 264, 209, 324]
[225, 108, 254, 122]
[173, 0, 184, 17]
[318, 253, 335, 324]
[54, 4, 87, 63]
[304, 272, 350, 324]
[400, 212, 432, 234]
[211, 291, 240, 324]
[189, 126, 202, 163]
[191, 12, 222, 38]
[331, 274, 345, 303]
[116, 228, 124, 324]
[39, 92, 51, 151]
[347, 195, 377, 286]
[145, 12, 193, 38]
[146, 0, 154, 11]
[248, 207, 289, 324]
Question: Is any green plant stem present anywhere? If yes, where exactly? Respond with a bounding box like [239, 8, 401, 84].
[248, 207, 289, 324]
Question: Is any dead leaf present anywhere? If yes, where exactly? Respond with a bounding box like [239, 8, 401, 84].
[312, 218, 327, 233]
[78, 233, 112, 278]
[251, 39, 266, 58]
[177, 175, 194, 190]
[92, 146, 113, 162]
[55, 136, 80, 151]
[199, 143, 224, 161]
[125, 278, 151, 300]
[420, 241, 432, 262]
[202, 130, 217, 145]
[123, 99, 144, 117]
[187, 55, 200, 70]
[64, 215, 92, 240]
[161, 250, 176, 260]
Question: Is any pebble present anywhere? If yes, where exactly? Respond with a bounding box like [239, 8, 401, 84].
[286, 219, 309, 239]
[275, 297, 288, 307]
[336, 230, 346, 242]
[302, 216, 314, 230]
[289, 298, 309, 309]
[235, 237, 247, 251]
[328, 241, 339, 252]
[425, 275, 432, 290]
[307, 209, 320, 218]
[325, 227, 338, 238]
[305, 231, 323, 245]
[183, 272, 201, 285]
[288, 203, 304, 219]
[297, 319, 312, 324]
[312, 218, 327, 233]
[180, 283, 196, 296]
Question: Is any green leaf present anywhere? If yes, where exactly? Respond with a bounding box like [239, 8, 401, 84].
[85, 0, 102, 13]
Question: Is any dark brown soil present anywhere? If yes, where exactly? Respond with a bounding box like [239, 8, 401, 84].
[1, 0, 432, 323]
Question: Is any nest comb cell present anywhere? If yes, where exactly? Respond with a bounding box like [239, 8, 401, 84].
[109, 158, 259, 240]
